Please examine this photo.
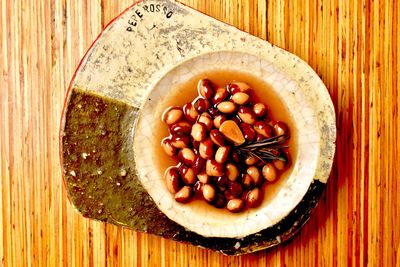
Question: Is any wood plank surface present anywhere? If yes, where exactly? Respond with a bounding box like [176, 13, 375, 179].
[1, 0, 399, 266]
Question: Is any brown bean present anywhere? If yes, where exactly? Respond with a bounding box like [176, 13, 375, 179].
[245, 155, 258, 165]
[224, 190, 235, 200]
[247, 166, 262, 186]
[225, 163, 239, 181]
[228, 181, 243, 197]
[213, 115, 227, 129]
[162, 107, 183, 125]
[164, 167, 181, 193]
[262, 163, 278, 182]
[253, 121, 273, 138]
[182, 103, 199, 123]
[193, 181, 204, 193]
[212, 87, 228, 104]
[217, 101, 237, 114]
[203, 184, 216, 202]
[253, 103, 268, 118]
[215, 146, 230, 163]
[197, 172, 209, 184]
[199, 138, 214, 159]
[216, 175, 229, 189]
[231, 115, 242, 125]
[227, 198, 245, 213]
[240, 122, 256, 142]
[191, 122, 207, 142]
[231, 92, 250, 105]
[175, 186, 192, 203]
[206, 159, 224, 176]
[198, 112, 213, 131]
[256, 134, 266, 141]
[238, 106, 256, 125]
[178, 148, 196, 166]
[213, 193, 227, 208]
[219, 120, 245, 145]
[273, 121, 289, 137]
[228, 82, 251, 94]
[170, 121, 191, 135]
[210, 129, 226, 146]
[193, 98, 210, 113]
[197, 79, 214, 100]
[241, 174, 252, 188]
[230, 151, 240, 163]
[208, 107, 221, 118]
[246, 188, 261, 207]
[171, 134, 190, 149]
[161, 138, 177, 157]
[273, 159, 286, 171]
[192, 156, 206, 174]
[179, 165, 196, 185]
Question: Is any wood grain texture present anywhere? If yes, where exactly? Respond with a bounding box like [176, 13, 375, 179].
[1, 0, 399, 266]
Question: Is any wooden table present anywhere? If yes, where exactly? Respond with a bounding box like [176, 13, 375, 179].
[1, 1, 399, 266]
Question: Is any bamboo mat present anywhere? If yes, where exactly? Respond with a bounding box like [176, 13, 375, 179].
[1, 0, 399, 266]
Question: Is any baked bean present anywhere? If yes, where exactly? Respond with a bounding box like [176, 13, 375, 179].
[215, 146, 230, 163]
[208, 107, 221, 118]
[162, 107, 183, 125]
[217, 101, 237, 114]
[197, 79, 214, 100]
[213, 193, 227, 208]
[203, 184, 216, 202]
[179, 165, 196, 185]
[182, 103, 199, 123]
[228, 82, 251, 94]
[240, 123, 256, 142]
[206, 159, 224, 176]
[246, 188, 261, 207]
[192, 156, 206, 174]
[193, 98, 210, 113]
[164, 167, 181, 193]
[216, 175, 229, 189]
[227, 198, 245, 213]
[199, 138, 214, 159]
[175, 186, 192, 202]
[212, 87, 229, 104]
[273, 159, 286, 171]
[262, 163, 278, 182]
[253, 121, 273, 138]
[247, 166, 262, 186]
[197, 171, 209, 184]
[273, 121, 289, 137]
[241, 174, 252, 188]
[231, 92, 250, 105]
[171, 134, 190, 149]
[238, 106, 256, 125]
[198, 112, 213, 131]
[210, 129, 226, 146]
[253, 103, 268, 118]
[193, 181, 204, 193]
[191, 122, 207, 142]
[170, 121, 191, 135]
[225, 163, 239, 181]
[213, 115, 227, 128]
[228, 181, 243, 197]
[244, 155, 258, 165]
[161, 137, 177, 157]
[178, 148, 196, 166]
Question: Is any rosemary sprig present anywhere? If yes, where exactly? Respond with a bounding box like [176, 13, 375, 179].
[235, 134, 289, 163]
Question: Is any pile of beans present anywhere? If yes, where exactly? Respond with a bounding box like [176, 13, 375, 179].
[161, 79, 290, 213]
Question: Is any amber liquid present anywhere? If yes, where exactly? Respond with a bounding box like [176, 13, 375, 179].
[153, 70, 297, 215]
